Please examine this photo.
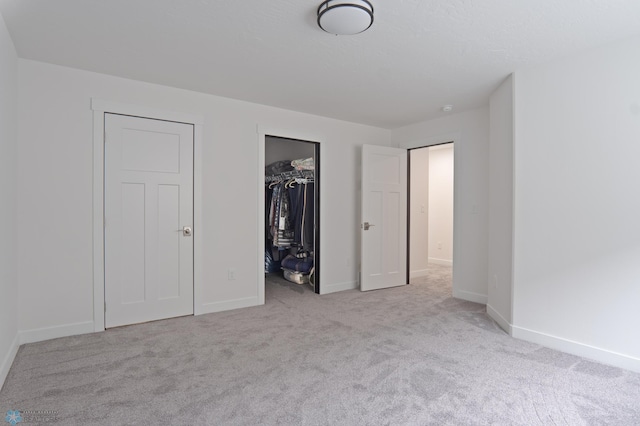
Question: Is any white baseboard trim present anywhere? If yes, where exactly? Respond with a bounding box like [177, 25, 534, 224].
[321, 280, 358, 295]
[512, 325, 640, 373]
[452, 289, 487, 305]
[0, 333, 20, 390]
[19, 321, 95, 345]
[486, 304, 512, 334]
[197, 296, 260, 315]
[428, 258, 453, 266]
[410, 269, 429, 279]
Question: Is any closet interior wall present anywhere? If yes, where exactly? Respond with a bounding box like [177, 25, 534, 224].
[265, 136, 318, 293]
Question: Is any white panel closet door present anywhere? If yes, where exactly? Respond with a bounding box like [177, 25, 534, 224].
[104, 113, 194, 328]
[361, 144, 407, 291]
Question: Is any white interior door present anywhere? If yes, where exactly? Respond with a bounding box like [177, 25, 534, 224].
[361, 144, 407, 291]
[104, 113, 194, 328]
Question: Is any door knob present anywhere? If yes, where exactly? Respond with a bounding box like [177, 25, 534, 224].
[363, 222, 375, 231]
[182, 226, 192, 236]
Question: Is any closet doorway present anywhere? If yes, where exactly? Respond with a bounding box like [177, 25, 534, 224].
[264, 136, 320, 295]
[408, 143, 454, 285]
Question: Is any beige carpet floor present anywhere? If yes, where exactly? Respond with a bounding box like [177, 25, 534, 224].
[1, 264, 639, 425]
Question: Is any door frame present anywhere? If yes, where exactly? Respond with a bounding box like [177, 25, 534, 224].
[402, 133, 460, 298]
[91, 99, 204, 332]
[257, 126, 324, 301]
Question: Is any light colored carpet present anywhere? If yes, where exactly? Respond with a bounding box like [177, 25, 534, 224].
[1, 265, 639, 425]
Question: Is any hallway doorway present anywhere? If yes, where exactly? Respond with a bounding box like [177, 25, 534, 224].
[408, 143, 454, 286]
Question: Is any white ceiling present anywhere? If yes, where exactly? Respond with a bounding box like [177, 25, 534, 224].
[2, 0, 640, 128]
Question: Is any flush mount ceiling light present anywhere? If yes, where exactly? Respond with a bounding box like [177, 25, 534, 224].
[317, 1, 374, 35]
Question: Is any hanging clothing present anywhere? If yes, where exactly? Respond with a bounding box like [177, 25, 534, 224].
[266, 158, 315, 252]
[301, 182, 315, 251]
[265, 185, 280, 273]
[287, 183, 305, 246]
[267, 182, 294, 248]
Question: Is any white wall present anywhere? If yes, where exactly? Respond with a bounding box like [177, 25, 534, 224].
[16, 59, 391, 336]
[487, 75, 514, 331]
[409, 147, 429, 277]
[513, 34, 640, 371]
[0, 12, 19, 387]
[427, 144, 454, 265]
[394, 108, 490, 304]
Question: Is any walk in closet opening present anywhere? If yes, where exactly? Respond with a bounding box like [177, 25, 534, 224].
[264, 136, 320, 295]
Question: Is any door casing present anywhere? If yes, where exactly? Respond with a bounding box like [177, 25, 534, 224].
[401, 132, 462, 300]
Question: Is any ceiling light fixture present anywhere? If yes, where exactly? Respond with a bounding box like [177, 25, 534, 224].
[317, 1, 374, 35]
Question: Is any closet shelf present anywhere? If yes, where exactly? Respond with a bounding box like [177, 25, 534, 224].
[265, 169, 314, 183]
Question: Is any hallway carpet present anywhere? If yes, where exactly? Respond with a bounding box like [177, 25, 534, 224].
[1, 265, 639, 425]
